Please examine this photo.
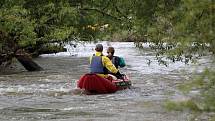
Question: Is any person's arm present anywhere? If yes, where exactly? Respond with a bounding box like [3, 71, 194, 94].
[103, 56, 124, 79]
[102, 56, 118, 73]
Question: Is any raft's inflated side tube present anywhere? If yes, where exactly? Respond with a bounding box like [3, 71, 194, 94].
[77, 73, 117, 94]
[77, 73, 131, 94]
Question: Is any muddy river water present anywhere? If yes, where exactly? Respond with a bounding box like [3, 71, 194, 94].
[0, 42, 213, 121]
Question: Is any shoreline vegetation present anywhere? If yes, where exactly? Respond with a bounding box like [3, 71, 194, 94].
[1, 0, 214, 70]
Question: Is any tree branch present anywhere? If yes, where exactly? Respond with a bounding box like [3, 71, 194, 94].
[80, 8, 122, 21]
[113, 3, 129, 20]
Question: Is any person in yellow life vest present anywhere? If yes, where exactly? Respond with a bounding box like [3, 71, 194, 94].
[90, 44, 123, 79]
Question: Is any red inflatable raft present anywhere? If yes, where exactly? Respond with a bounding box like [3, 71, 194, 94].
[77, 73, 131, 94]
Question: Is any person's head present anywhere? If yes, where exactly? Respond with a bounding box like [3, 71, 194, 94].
[107, 47, 115, 56]
[95, 44, 103, 52]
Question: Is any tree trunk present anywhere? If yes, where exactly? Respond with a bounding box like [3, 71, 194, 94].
[15, 49, 43, 71]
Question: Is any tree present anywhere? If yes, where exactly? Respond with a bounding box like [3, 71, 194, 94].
[125, 0, 214, 113]
[0, 0, 124, 68]
[1, 0, 214, 68]
[129, 0, 214, 64]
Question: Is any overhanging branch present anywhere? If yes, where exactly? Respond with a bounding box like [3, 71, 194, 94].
[80, 8, 122, 21]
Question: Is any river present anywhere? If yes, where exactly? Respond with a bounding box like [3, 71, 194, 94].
[0, 42, 213, 121]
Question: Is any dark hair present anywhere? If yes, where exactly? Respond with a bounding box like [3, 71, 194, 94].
[107, 47, 115, 55]
[95, 44, 103, 52]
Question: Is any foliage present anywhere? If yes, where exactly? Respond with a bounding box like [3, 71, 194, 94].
[0, 0, 133, 58]
[130, 0, 214, 64]
[1, 0, 213, 61]
[191, 69, 215, 112]
[210, 116, 215, 121]
[166, 68, 215, 113]
[164, 99, 200, 112]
